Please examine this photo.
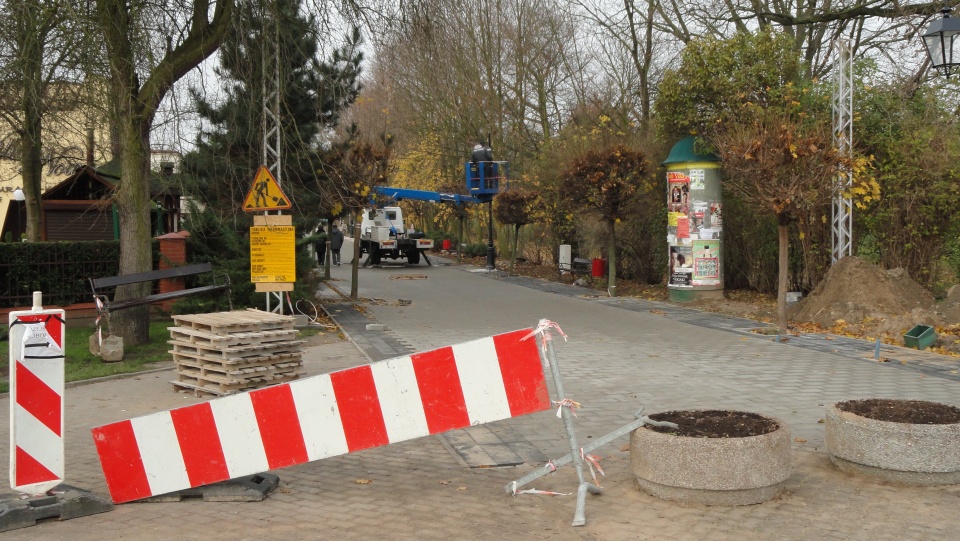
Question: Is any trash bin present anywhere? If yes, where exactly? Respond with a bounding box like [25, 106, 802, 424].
[591, 258, 606, 277]
[442, 239, 452, 251]
[903, 325, 937, 350]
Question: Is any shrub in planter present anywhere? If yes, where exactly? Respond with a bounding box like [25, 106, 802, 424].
[825, 398, 960, 485]
[631, 409, 792, 506]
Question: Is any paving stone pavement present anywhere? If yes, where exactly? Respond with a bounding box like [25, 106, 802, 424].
[2, 246, 959, 540]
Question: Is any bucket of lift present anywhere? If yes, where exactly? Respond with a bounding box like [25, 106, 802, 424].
[465, 161, 508, 202]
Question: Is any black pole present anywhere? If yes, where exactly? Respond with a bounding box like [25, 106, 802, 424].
[486, 200, 495, 270]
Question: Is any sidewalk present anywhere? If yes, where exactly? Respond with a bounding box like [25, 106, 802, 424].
[1, 256, 959, 540]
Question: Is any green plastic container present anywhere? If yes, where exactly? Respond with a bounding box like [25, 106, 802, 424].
[903, 325, 937, 350]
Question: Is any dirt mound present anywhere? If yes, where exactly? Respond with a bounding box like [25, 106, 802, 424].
[939, 285, 960, 323]
[789, 256, 936, 330]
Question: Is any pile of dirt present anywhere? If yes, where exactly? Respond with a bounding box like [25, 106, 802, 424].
[789, 257, 937, 334]
[646, 410, 779, 438]
[837, 399, 960, 424]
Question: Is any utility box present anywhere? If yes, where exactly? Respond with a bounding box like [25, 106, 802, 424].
[903, 325, 937, 350]
[663, 136, 723, 302]
[558, 244, 572, 272]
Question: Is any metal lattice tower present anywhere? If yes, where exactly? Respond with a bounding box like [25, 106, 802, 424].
[262, 3, 281, 187]
[262, 2, 283, 313]
[831, 40, 853, 263]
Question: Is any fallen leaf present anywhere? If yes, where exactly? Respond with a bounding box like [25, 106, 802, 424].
[817, 419, 825, 424]
[457, 486, 467, 491]
[355, 479, 373, 485]
[440, 480, 451, 485]
[618, 444, 630, 452]
[794, 438, 807, 443]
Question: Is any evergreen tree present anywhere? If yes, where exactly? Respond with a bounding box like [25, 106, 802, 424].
[182, 0, 363, 231]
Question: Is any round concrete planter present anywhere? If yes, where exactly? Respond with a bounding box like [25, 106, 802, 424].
[630, 410, 792, 506]
[825, 400, 960, 485]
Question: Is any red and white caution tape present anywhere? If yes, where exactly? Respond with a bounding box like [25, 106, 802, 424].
[516, 488, 571, 497]
[581, 450, 605, 487]
[521, 319, 569, 353]
[553, 398, 581, 418]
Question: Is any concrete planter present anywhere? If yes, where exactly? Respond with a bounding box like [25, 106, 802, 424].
[630, 410, 792, 506]
[825, 400, 960, 485]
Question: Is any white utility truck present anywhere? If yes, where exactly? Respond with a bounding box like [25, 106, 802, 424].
[359, 206, 433, 266]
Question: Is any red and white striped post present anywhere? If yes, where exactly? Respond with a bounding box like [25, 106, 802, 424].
[8, 292, 66, 495]
[92, 327, 551, 503]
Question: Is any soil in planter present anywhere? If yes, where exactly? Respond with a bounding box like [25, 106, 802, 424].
[837, 399, 960, 424]
[646, 410, 778, 438]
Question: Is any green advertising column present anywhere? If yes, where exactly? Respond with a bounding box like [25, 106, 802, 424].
[663, 136, 723, 302]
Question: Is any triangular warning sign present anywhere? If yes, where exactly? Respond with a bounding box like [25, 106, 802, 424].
[243, 166, 292, 211]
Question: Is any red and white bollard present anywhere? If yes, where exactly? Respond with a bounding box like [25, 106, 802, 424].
[8, 291, 66, 495]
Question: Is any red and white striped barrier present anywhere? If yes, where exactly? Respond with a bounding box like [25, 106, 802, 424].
[8, 299, 66, 495]
[92, 328, 549, 503]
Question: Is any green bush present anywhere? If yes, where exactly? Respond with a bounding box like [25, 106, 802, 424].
[463, 243, 487, 258]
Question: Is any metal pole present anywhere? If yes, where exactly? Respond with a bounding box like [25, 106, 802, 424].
[351, 224, 361, 300]
[542, 337, 601, 526]
[831, 39, 854, 263]
[262, 1, 283, 314]
[486, 199, 495, 270]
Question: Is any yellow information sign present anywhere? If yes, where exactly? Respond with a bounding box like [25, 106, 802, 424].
[243, 166, 292, 211]
[250, 225, 296, 283]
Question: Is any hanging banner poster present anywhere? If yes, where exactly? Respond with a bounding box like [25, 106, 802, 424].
[693, 240, 721, 286]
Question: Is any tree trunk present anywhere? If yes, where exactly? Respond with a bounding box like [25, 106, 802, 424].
[19, 114, 43, 242]
[112, 116, 154, 346]
[777, 222, 789, 336]
[607, 219, 617, 297]
[509, 224, 521, 276]
[458, 215, 464, 264]
[16, 1, 45, 242]
[96, 0, 235, 345]
[324, 220, 331, 280]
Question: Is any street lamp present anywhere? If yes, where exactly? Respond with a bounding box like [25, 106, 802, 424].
[13, 187, 24, 242]
[922, 7, 960, 78]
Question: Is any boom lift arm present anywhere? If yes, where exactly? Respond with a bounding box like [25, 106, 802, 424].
[373, 186, 480, 205]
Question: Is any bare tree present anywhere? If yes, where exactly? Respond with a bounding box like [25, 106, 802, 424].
[710, 106, 857, 334]
[0, 0, 87, 241]
[96, 0, 234, 345]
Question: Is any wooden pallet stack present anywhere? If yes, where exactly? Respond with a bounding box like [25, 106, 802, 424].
[169, 309, 304, 397]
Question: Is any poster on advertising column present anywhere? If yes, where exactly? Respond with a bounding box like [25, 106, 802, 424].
[669, 245, 693, 287]
[693, 240, 721, 286]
